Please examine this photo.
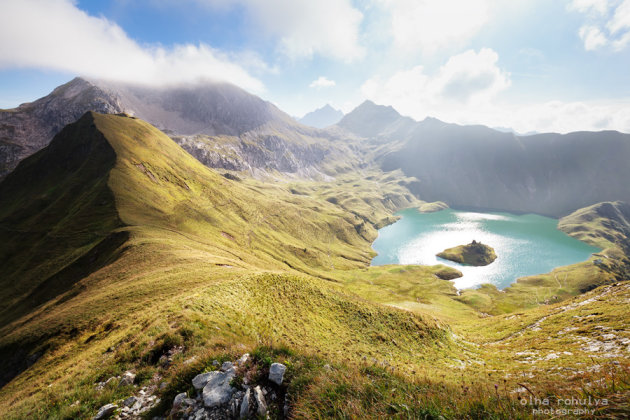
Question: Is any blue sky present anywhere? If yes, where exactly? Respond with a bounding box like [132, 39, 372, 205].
[1, 0, 629, 133]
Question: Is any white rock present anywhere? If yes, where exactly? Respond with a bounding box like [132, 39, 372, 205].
[269, 363, 286, 385]
[237, 353, 250, 366]
[119, 371, 135, 387]
[93, 403, 117, 420]
[173, 392, 187, 407]
[192, 372, 213, 390]
[240, 388, 251, 419]
[202, 370, 236, 407]
[254, 386, 267, 416]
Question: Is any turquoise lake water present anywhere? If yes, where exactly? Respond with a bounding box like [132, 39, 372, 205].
[371, 208, 600, 289]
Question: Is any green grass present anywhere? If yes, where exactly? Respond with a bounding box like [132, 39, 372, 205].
[0, 113, 628, 419]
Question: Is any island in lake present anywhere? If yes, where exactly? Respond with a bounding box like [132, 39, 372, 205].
[437, 240, 497, 266]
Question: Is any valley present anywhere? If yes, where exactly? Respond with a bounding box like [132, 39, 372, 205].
[0, 82, 628, 419]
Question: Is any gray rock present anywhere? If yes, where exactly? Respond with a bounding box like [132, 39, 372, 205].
[237, 353, 250, 366]
[192, 372, 213, 390]
[269, 362, 287, 385]
[173, 392, 187, 407]
[239, 388, 251, 418]
[221, 361, 234, 372]
[93, 403, 117, 420]
[104, 376, 118, 387]
[119, 371, 135, 387]
[202, 370, 236, 407]
[122, 396, 137, 407]
[254, 386, 267, 416]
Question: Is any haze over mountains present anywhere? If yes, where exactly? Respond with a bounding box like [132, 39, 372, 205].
[1, 78, 630, 419]
[338, 101, 630, 216]
[0, 78, 354, 179]
[299, 104, 344, 128]
[2, 79, 630, 218]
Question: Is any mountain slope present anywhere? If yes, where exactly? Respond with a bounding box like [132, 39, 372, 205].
[340, 101, 630, 216]
[0, 113, 458, 420]
[299, 104, 344, 128]
[0, 78, 123, 177]
[0, 78, 358, 180]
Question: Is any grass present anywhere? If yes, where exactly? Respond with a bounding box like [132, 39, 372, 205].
[0, 113, 628, 419]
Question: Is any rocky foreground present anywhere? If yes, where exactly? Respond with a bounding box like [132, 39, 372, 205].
[92, 354, 288, 420]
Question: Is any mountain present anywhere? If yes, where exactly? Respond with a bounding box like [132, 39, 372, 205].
[0, 78, 357, 179]
[299, 104, 343, 128]
[0, 78, 123, 177]
[339, 101, 630, 216]
[0, 112, 628, 419]
[0, 112, 435, 404]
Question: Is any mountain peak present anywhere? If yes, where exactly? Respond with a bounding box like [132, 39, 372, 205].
[299, 104, 343, 128]
[337, 100, 404, 137]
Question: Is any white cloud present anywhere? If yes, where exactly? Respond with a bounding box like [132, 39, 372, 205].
[359, 48, 630, 133]
[379, 0, 489, 54]
[579, 25, 608, 50]
[570, 0, 630, 51]
[309, 76, 336, 89]
[608, 0, 630, 34]
[568, 0, 610, 15]
[0, 0, 264, 91]
[196, 0, 364, 61]
[361, 48, 510, 120]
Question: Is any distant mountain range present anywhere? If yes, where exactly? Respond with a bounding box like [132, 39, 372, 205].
[2, 81, 629, 217]
[0, 78, 356, 179]
[337, 100, 630, 216]
[299, 104, 344, 128]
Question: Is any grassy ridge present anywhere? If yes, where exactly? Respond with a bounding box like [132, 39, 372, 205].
[0, 113, 628, 418]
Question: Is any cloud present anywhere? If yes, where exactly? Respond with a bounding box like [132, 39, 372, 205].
[568, 0, 610, 15]
[361, 53, 630, 133]
[196, 0, 364, 61]
[378, 0, 489, 54]
[579, 25, 608, 50]
[0, 0, 264, 91]
[361, 48, 510, 120]
[356, 47, 630, 133]
[309, 76, 336, 89]
[570, 0, 630, 51]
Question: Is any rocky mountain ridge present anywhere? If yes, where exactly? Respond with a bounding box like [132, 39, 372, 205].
[299, 104, 344, 128]
[339, 101, 630, 216]
[0, 78, 355, 179]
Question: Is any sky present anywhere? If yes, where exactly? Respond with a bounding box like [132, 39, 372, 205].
[0, 0, 630, 133]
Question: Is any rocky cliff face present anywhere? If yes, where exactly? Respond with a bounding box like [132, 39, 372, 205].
[0, 78, 122, 177]
[0, 78, 354, 180]
[338, 101, 630, 216]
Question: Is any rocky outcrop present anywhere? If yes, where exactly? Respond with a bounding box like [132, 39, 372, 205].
[339, 101, 630, 217]
[0, 78, 357, 180]
[437, 240, 497, 266]
[168, 354, 289, 420]
[0, 78, 122, 177]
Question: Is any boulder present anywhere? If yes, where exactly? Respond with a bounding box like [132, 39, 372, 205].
[93, 403, 117, 420]
[269, 363, 286, 385]
[239, 388, 251, 418]
[192, 372, 213, 390]
[122, 396, 137, 407]
[237, 353, 250, 366]
[202, 370, 236, 407]
[173, 392, 187, 408]
[254, 386, 267, 416]
[119, 371, 135, 387]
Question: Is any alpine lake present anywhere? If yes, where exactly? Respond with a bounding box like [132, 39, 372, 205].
[371, 208, 600, 289]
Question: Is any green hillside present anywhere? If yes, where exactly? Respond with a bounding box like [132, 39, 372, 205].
[0, 113, 628, 419]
